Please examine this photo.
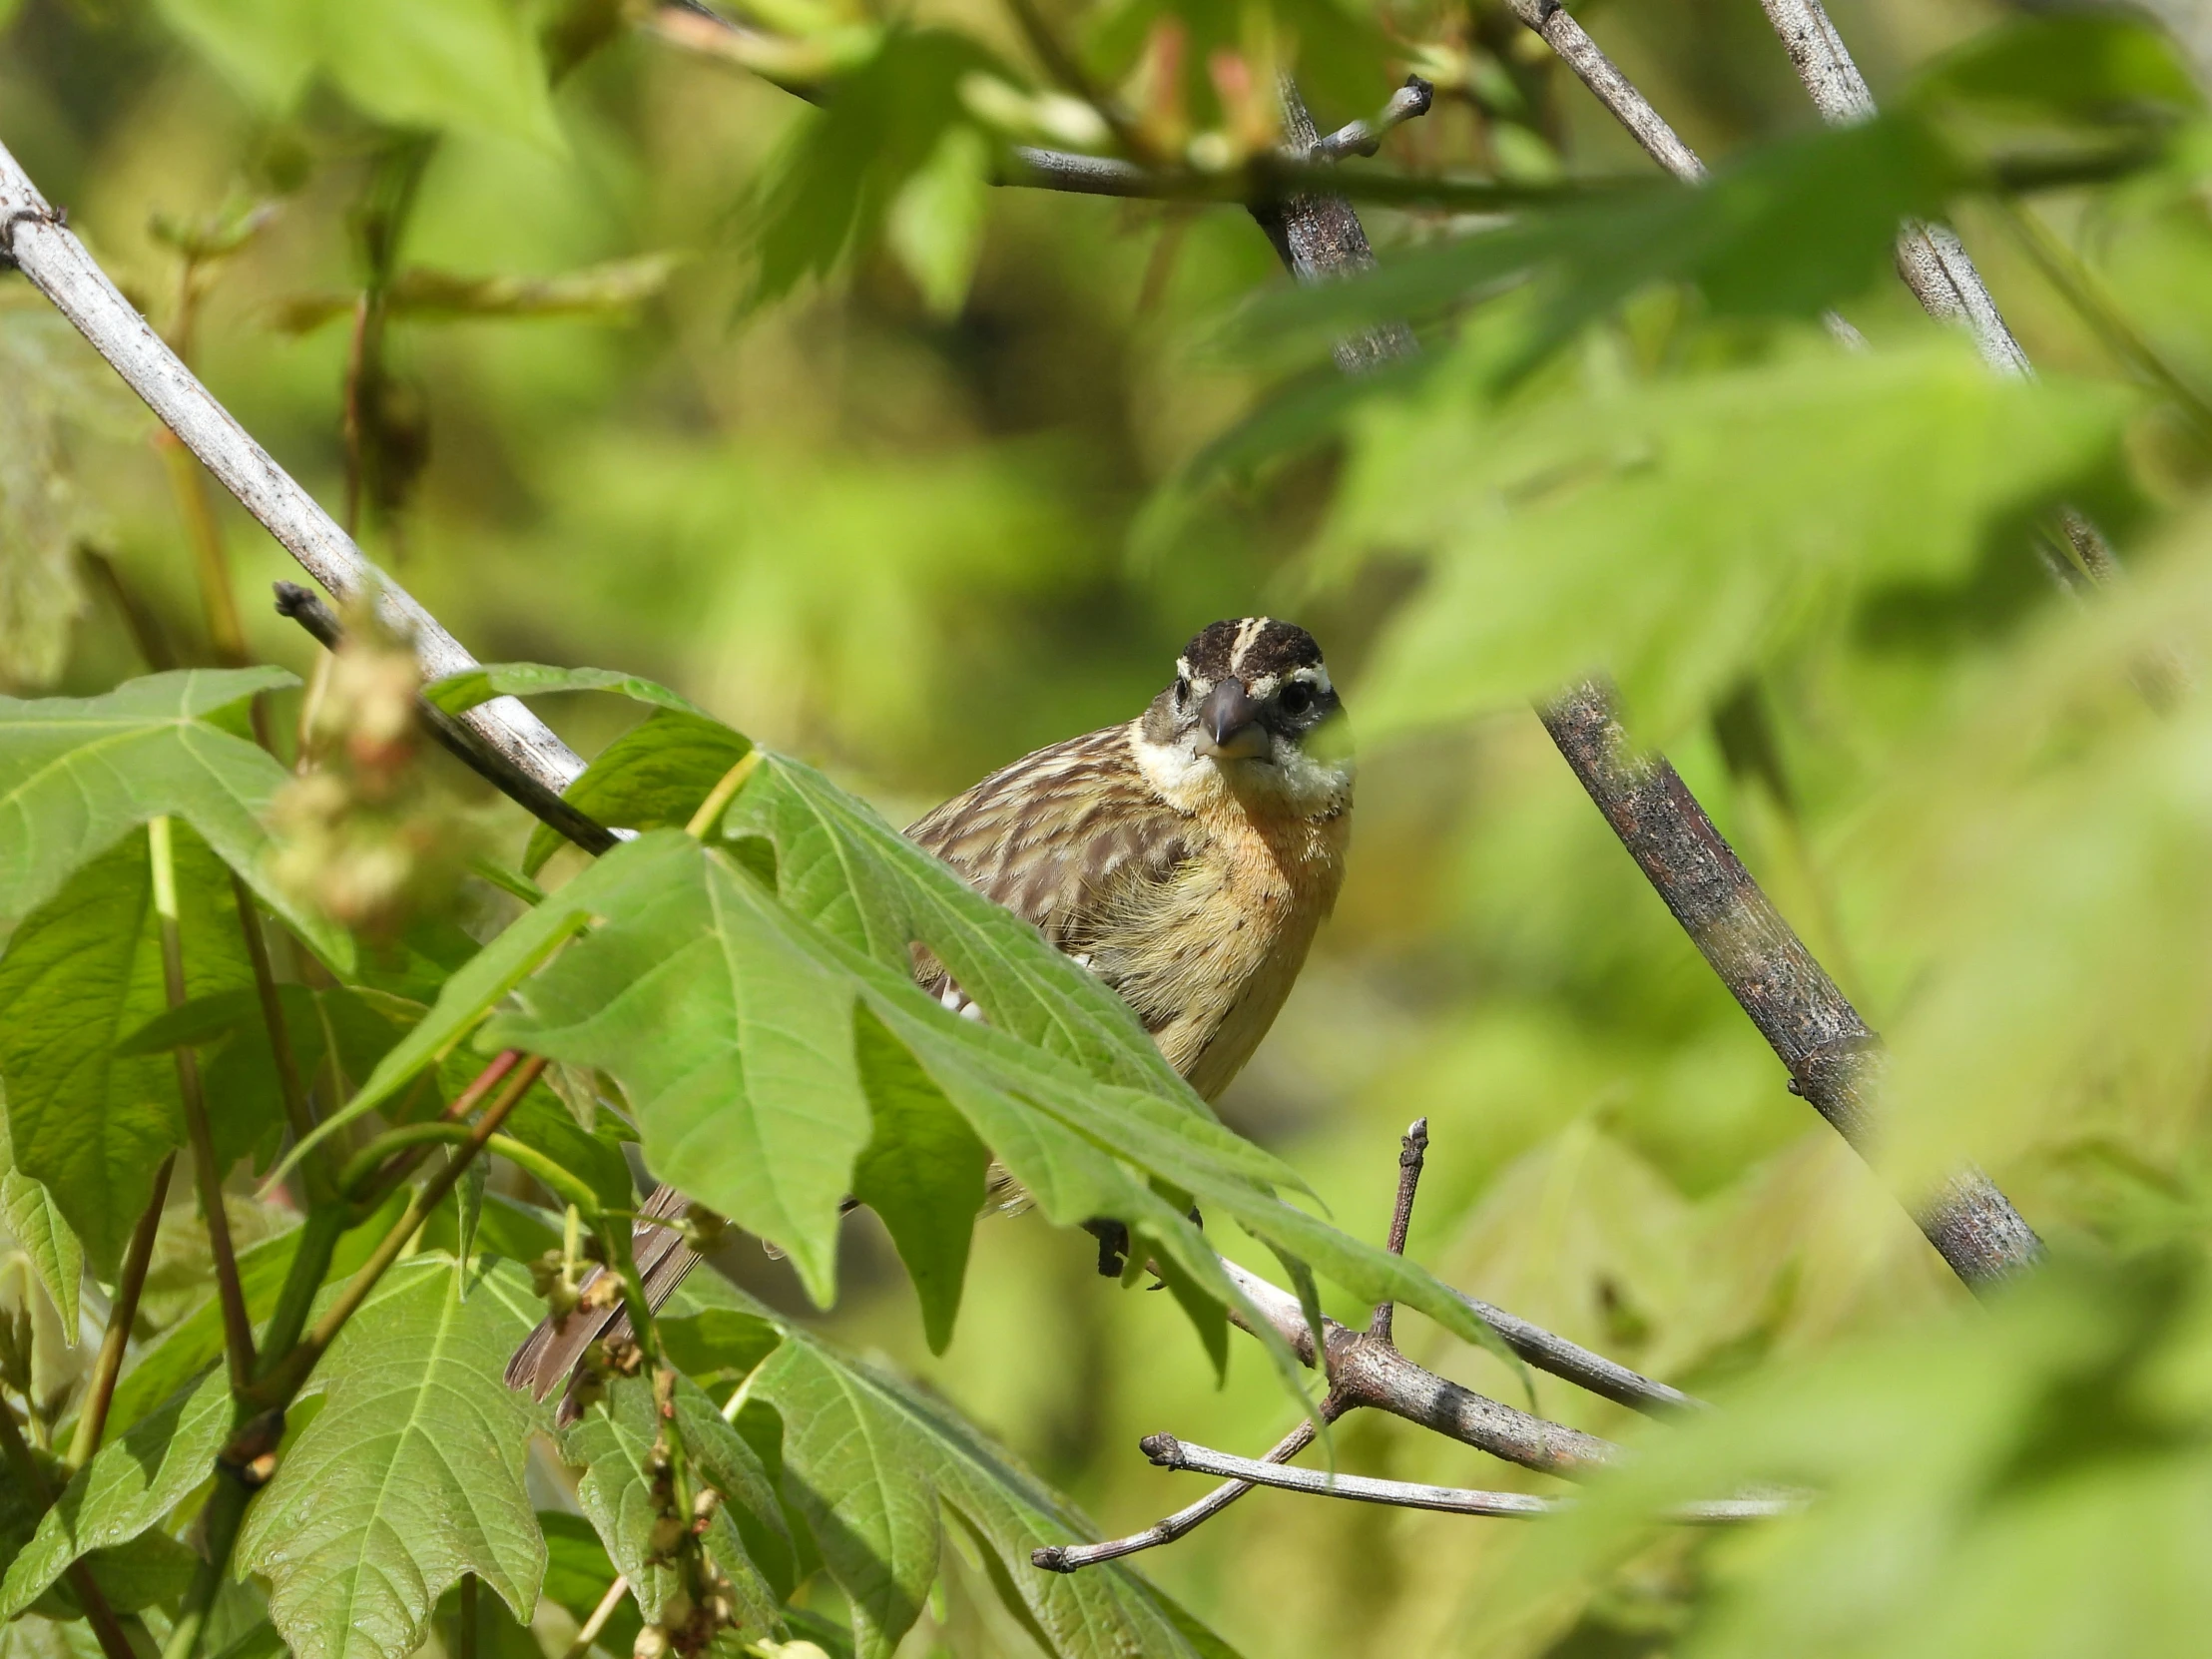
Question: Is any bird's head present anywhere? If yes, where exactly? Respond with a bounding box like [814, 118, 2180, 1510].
[1139, 618, 1353, 815]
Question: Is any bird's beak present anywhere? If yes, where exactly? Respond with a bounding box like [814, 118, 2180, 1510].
[1197, 678, 1270, 760]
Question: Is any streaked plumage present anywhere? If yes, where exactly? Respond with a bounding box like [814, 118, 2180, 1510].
[509, 617, 1353, 1413]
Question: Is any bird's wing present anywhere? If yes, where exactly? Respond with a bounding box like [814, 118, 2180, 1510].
[904, 721, 1197, 1011]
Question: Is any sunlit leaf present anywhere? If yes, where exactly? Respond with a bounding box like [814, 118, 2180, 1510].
[0, 1092, 81, 1334]
[234, 1255, 548, 1659]
[0, 1370, 231, 1616]
[521, 712, 752, 876]
[0, 828, 259, 1274]
[749, 1310, 1244, 1659]
[1328, 341, 2128, 739]
[0, 669, 347, 966]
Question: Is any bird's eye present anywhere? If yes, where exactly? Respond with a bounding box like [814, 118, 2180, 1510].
[1175, 678, 1191, 704]
[1279, 682, 1314, 718]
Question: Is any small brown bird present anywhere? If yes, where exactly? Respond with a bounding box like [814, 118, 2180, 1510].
[509, 617, 1353, 1408]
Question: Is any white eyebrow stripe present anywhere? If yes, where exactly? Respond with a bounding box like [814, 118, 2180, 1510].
[1229, 616, 1270, 672]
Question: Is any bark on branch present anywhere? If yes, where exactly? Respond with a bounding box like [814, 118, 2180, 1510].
[1139, 1434, 1798, 1521]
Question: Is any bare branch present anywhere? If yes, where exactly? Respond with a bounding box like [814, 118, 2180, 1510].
[1508, 1, 1706, 183]
[1368, 1117, 1428, 1344]
[273, 583, 619, 856]
[1539, 683, 2041, 1284]
[1751, 0, 2118, 580]
[1444, 1288, 1705, 1416]
[65, 1154, 176, 1466]
[1251, 77, 2038, 1288]
[0, 144, 586, 799]
[1310, 77, 1436, 163]
[1141, 1435, 1800, 1523]
[1034, 1403, 1346, 1573]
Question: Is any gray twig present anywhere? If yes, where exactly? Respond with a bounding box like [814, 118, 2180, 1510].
[0, 140, 587, 799]
[1505, 0, 1867, 348]
[1539, 683, 2042, 1283]
[1032, 1402, 1349, 1572]
[271, 584, 618, 856]
[1139, 1434, 1799, 1522]
[1751, 0, 2117, 579]
[1036, 1121, 1690, 1573]
[1508, 0, 1706, 183]
[1310, 77, 1436, 162]
[1369, 1117, 1429, 1343]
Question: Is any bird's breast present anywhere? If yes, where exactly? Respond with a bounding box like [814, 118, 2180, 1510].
[1091, 784, 1350, 1101]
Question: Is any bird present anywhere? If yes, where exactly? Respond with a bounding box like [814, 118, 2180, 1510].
[508, 617, 1353, 1414]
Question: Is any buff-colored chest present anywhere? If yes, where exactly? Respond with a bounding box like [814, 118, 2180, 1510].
[1089, 779, 1350, 1101]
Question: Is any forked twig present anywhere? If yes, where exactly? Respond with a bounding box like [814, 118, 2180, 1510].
[1039, 1122, 1687, 1573]
[1140, 1434, 1800, 1522]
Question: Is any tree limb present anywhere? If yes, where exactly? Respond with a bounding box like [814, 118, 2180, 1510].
[1539, 683, 2042, 1284]
[0, 143, 588, 798]
[1251, 73, 2040, 1290]
[1139, 1434, 1799, 1522]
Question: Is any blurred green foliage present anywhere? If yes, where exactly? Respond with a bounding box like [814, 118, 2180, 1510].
[7, 0, 2212, 1656]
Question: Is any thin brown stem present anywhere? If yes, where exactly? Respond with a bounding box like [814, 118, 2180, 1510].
[1, 1400, 142, 1659]
[1368, 1116, 1427, 1345]
[232, 874, 322, 1188]
[252, 1055, 546, 1406]
[348, 1048, 526, 1212]
[65, 1153, 176, 1468]
[340, 293, 373, 539]
[149, 819, 256, 1391]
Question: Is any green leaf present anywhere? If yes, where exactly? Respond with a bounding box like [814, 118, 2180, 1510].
[1330, 341, 2131, 739]
[752, 28, 1003, 304]
[0, 827, 260, 1273]
[0, 1091, 82, 1333]
[322, 0, 562, 151]
[0, 669, 346, 965]
[234, 1255, 548, 1659]
[422, 663, 708, 721]
[848, 1005, 988, 1354]
[0, 1370, 231, 1616]
[485, 831, 873, 1304]
[559, 1377, 682, 1625]
[276, 893, 597, 1179]
[521, 712, 752, 876]
[149, 0, 318, 107]
[671, 1374, 797, 1607]
[1226, 116, 1960, 386]
[658, 1309, 785, 1384]
[95, 1190, 409, 1441]
[1909, 14, 2202, 123]
[886, 125, 991, 319]
[752, 1320, 1244, 1659]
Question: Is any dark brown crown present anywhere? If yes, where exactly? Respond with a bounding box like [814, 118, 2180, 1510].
[1179, 617, 1325, 683]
